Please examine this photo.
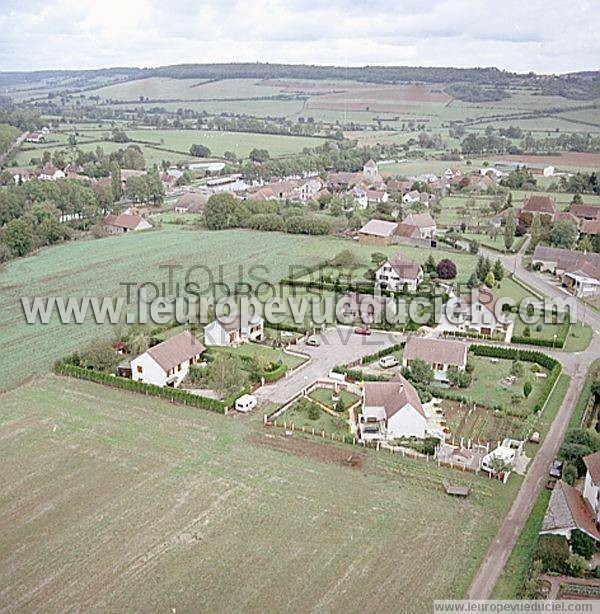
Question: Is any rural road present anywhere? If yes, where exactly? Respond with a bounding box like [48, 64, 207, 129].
[467, 239, 600, 599]
[0, 132, 28, 166]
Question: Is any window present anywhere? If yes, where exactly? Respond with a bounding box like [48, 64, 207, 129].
[137, 365, 143, 374]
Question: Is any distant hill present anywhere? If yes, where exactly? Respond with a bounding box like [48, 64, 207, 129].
[1, 63, 599, 100]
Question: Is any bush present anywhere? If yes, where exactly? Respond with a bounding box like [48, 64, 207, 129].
[523, 381, 532, 398]
[567, 554, 587, 577]
[535, 535, 570, 573]
[571, 529, 597, 560]
[307, 402, 320, 420]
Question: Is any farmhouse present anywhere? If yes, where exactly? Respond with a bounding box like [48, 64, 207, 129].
[366, 189, 389, 205]
[402, 337, 467, 382]
[173, 192, 208, 213]
[402, 212, 436, 239]
[104, 213, 152, 234]
[204, 313, 264, 346]
[581, 217, 600, 236]
[520, 195, 556, 225]
[375, 253, 423, 292]
[357, 219, 398, 246]
[359, 376, 427, 441]
[571, 203, 600, 222]
[131, 331, 205, 388]
[25, 131, 45, 143]
[6, 167, 34, 184]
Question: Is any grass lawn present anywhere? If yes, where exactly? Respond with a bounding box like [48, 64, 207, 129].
[309, 387, 360, 410]
[0, 374, 521, 611]
[455, 356, 548, 413]
[563, 322, 594, 352]
[282, 398, 350, 436]
[207, 341, 306, 370]
[513, 317, 565, 343]
[1, 228, 397, 391]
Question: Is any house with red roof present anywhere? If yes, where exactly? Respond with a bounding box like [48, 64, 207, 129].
[519, 194, 556, 226]
[105, 213, 152, 234]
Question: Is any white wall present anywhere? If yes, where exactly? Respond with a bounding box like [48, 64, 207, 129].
[387, 405, 427, 439]
[204, 321, 230, 346]
[131, 353, 167, 387]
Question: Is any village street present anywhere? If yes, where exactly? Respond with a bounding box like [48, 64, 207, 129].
[468, 240, 600, 599]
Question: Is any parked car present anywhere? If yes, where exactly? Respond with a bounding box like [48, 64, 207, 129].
[306, 336, 320, 347]
[235, 394, 257, 413]
[549, 459, 563, 479]
[379, 355, 398, 369]
[354, 326, 372, 336]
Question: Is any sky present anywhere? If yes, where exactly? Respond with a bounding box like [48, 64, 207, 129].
[0, 0, 598, 74]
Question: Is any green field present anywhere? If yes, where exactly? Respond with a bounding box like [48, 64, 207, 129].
[0, 228, 484, 391]
[0, 374, 520, 611]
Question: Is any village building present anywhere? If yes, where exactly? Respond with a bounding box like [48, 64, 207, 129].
[375, 253, 423, 292]
[441, 288, 511, 338]
[402, 337, 467, 382]
[402, 190, 421, 205]
[38, 162, 65, 181]
[520, 195, 556, 225]
[131, 331, 205, 388]
[532, 245, 600, 276]
[206, 174, 248, 193]
[173, 192, 208, 213]
[6, 167, 34, 184]
[204, 313, 264, 347]
[359, 377, 427, 441]
[366, 189, 389, 205]
[104, 213, 152, 234]
[581, 217, 600, 236]
[561, 262, 600, 298]
[571, 203, 600, 222]
[357, 219, 398, 246]
[401, 212, 436, 239]
[25, 131, 45, 143]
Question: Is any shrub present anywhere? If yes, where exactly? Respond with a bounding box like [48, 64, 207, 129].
[567, 554, 587, 578]
[562, 463, 578, 486]
[307, 402, 320, 421]
[535, 535, 570, 573]
[523, 381, 532, 398]
[436, 258, 457, 279]
[571, 529, 597, 560]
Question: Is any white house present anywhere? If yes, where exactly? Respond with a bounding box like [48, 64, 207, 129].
[402, 336, 467, 382]
[366, 189, 389, 205]
[402, 212, 436, 239]
[204, 313, 264, 347]
[104, 213, 152, 234]
[359, 377, 427, 441]
[375, 253, 423, 292]
[131, 330, 205, 388]
[402, 190, 421, 205]
[441, 288, 511, 337]
[352, 187, 368, 209]
[561, 263, 600, 298]
[295, 178, 323, 202]
[38, 162, 65, 181]
[583, 452, 600, 527]
[481, 439, 522, 475]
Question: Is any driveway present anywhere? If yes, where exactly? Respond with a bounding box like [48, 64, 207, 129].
[255, 327, 404, 404]
[468, 239, 600, 599]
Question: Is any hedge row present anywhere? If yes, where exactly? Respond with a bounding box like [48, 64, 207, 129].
[55, 363, 228, 413]
[263, 363, 287, 382]
[281, 277, 437, 299]
[429, 385, 506, 412]
[511, 317, 570, 349]
[360, 343, 405, 365]
[469, 344, 559, 371]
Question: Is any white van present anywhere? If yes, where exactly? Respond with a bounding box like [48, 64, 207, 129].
[235, 394, 257, 413]
[379, 355, 399, 369]
[306, 336, 320, 347]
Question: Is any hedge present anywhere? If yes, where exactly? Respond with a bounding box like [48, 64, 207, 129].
[359, 343, 405, 365]
[55, 363, 228, 413]
[469, 344, 561, 414]
[263, 363, 287, 382]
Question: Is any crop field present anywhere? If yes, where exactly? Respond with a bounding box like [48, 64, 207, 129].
[0, 228, 484, 391]
[0, 374, 519, 612]
[122, 128, 330, 159]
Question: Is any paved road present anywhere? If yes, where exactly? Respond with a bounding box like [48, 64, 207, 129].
[468, 239, 600, 599]
[255, 328, 404, 404]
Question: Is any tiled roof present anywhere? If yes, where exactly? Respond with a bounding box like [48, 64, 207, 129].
[404, 336, 467, 368]
[146, 331, 205, 371]
[363, 376, 425, 419]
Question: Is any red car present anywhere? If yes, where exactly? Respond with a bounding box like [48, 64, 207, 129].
[354, 326, 372, 336]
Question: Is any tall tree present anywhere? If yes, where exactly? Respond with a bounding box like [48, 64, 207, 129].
[110, 162, 122, 201]
[504, 213, 516, 251]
